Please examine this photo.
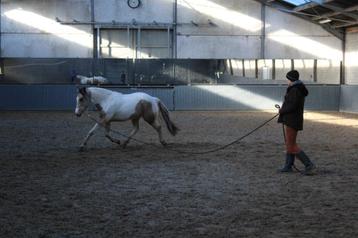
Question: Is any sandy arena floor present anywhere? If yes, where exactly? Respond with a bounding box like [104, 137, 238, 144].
[0, 111, 357, 238]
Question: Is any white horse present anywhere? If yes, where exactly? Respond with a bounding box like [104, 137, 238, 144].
[76, 75, 109, 85]
[75, 87, 179, 150]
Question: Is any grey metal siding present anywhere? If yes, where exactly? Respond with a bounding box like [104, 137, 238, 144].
[306, 85, 340, 111]
[174, 85, 340, 111]
[340, 85, 358, 113]
[0, 85, 340, 111]
[0, 85, 77, 110]
[0, 85, 174, 110]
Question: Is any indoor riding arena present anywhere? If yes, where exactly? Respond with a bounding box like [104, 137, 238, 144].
[1, 1, 357, 238]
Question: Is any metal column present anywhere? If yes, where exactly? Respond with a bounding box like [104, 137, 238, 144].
[260, 3, 266, 59]
[173, 0, 177, 59]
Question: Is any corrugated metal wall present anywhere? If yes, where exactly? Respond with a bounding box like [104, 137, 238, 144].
[0, 85, 340, 111]
[340, 85, 358, 113]
[174, 85, 340, 111]
[0, 85, 77, 110]
[0, 85, 174, 111]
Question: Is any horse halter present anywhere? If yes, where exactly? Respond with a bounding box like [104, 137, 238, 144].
[75, 91, 90, 117]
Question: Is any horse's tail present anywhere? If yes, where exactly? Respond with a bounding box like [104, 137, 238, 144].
[158, 101, 179, 136]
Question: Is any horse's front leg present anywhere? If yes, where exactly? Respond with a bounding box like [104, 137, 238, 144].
[79, 123, 99, 151]
[95, 104, 106, 119]
[122, 119, 139, 148]
[95, 106, 120, 145]
[104, 122, 121, 145]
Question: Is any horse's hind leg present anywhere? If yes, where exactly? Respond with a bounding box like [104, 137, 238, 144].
[122, 119, 139, 148]
[151, 117, 167, 146]
[140, 102, 166, 146]
[80, 123, 99, 151]
[104, 122, 121, 145]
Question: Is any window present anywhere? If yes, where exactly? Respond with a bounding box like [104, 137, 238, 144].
[100, 28, 173, 59]
[281, 0, 310, 6]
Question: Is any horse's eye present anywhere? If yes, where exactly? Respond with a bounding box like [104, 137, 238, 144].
[79, 98, 84, 102]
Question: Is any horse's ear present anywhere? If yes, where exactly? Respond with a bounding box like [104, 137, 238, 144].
[79, 87, 87, 95]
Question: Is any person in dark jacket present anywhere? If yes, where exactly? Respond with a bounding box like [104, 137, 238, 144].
[278, 70, 316, 175]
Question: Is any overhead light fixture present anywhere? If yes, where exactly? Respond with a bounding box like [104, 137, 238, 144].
[319, 19, 332, 24]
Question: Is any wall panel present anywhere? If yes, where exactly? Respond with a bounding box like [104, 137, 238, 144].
[345, 32, 358, 85]
[174, 85, 340, 111]
[340, 85, 358, 113]
[0, 85, 340, 111]
[0, 85, 174, 110]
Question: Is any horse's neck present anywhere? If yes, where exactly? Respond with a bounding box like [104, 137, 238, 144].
[77, 75, 88, 80]
[88, 88, 119, 105]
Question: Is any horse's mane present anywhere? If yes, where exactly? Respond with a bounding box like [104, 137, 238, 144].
[88, 87, 110, 94]
[87, 87, 119, 98]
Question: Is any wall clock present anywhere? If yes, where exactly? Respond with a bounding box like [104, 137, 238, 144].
[127, 0, 141, 9]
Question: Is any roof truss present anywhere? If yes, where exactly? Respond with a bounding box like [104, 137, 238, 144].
[255, 0, 358, 39]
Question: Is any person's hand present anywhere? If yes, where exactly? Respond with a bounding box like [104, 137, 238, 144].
[275, 104, 281, 114]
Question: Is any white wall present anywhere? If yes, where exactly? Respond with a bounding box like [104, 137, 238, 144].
[345, 32, 358, 85]
[1, 0, 343, 59]
[94, 0, 173, 23]
[265, 8, 342, 61]
[341, 32, 358, 113]
[175, 0, 342, 83]
[265, 8, 342, 83]
[176, 0, 262, 59]
[1, 0, 93, 58]
[176, 0, 342, 61]
[0, 0, 344, 84]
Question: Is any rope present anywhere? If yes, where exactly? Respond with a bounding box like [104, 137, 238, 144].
[87, 113, 280, 155]
[5, 61, 68, 69]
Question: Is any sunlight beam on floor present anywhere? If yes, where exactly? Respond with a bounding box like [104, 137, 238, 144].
[305, 112, 358, 128]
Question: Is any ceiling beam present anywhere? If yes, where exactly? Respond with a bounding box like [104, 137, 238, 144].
[293, 0, 334, 12]
[310, 0, 358, 21]
[346, 26, 358, 33]
[278, 8, 319, 17]
[333, 21, 358, 29]
[294, 2, 318, 12]
[312, 5, 358, 21]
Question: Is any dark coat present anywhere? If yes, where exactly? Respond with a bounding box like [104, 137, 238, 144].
[278, 81, 309, 131]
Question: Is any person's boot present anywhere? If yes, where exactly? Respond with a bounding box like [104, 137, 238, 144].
[279, 153, 295, 172]
[296, 150, 316, 175]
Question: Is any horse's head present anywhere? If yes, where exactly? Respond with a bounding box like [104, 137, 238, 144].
[75, 87, 90, 117]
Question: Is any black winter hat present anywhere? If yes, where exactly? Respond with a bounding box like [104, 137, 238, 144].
[286, 70, 299, 82]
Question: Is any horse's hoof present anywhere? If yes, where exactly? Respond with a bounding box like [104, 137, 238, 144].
[161, 141, 168, 147]
[121, 143, 127, 149]
[78, 146, 85, 152]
